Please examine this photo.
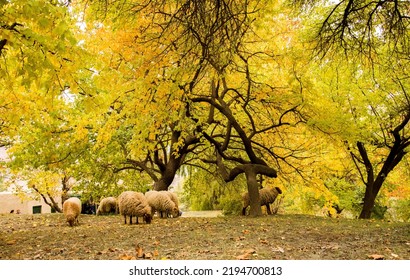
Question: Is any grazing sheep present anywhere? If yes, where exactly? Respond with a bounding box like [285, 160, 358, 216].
[145, 191, 179, 218]
[242, 187, 282, 216]
[145, 190, 158, 200]
[63, 197, 82, 227]
[96, 197, 118, 215]
[161, 191, 181, 217]
[118, 191, 152, 224]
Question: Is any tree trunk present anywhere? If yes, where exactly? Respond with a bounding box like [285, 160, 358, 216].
[61, 175, 71, 205]
[32, 185, 63, 213]
[153, 177, 173, 191]
[359, 183, 376, 219]
[223, 163, 277, 217]
[47, 195, 63, 213]
[153, 155, 181, 191]
[246, 170, 262, 216]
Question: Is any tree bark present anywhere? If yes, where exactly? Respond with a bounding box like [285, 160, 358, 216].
[61, 175, 71, 205]
[224, 163, 277, 216]
[245, 168, 262, 216]
[153, 133, 199, 191]
[359, 182, 377, 219]
[355, 130, 409, 218]
[153, 171, 177, 191]
[32, 185, 63, 213]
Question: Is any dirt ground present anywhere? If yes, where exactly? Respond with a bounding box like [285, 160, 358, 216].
[1, 213, 409, 260]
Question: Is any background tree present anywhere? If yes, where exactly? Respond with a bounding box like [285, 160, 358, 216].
[0, 0, 94, 209]
[307, 55, 410, 218]
[293, 0, 410, 218]
[294, 0, 410, 58]
[75, 0, 322, 216]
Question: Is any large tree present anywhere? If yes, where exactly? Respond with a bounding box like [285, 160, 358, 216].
[294, 0, 410, 58]
[296, 0, 410, 218]
[0, 0, 91, 208]
[308, 56, 410, 218]
[75, 0, 311, 216]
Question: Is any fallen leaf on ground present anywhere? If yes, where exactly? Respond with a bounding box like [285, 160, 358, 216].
[236, 249, 256, 260]
[144, 252, 153, 259]
[272, 246, 285, 253]
[136, 244, 144, 258]
[119, 254, 136, 260]
[236, 253, 251, 260]
[244, 248, 256, 254]
[368, 254, 384, 260]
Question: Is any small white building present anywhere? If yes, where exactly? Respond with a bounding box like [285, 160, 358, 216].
[0, 192, 58, 214]
[1, 147, 61, 214]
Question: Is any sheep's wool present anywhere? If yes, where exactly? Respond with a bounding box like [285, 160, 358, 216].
[97, 197, 117, 215]
[118, 191, 152, 224]
[146, 191, 179, 218]
[242, 187, 281, 215]
[63, 197, 82, 227]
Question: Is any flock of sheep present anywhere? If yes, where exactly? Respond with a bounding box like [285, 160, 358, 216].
[62, 187, 282, 227]
[62, 190, 181, 226]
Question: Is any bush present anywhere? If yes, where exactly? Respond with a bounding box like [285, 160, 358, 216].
[182, 168, 247, 213]
[219, 192, 243, 215]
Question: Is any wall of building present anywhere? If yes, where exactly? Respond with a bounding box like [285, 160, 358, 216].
[0, 192, 59, 214]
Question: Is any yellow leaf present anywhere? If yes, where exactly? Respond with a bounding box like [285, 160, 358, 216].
[368, 254, 384, 260]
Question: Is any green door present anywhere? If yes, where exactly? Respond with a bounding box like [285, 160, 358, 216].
[32, 205, 42, 214]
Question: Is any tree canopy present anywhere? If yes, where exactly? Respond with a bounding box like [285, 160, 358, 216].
[1, 0, 410, 219]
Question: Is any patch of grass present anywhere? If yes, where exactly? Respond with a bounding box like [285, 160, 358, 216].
[0, 213, 409, 260]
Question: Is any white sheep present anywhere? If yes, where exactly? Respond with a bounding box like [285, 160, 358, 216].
[242, 187, 282, 216]
[63, 197, 82, 227]
[145, 191, 179, 218]
[118, 191, 152, 224]
[96, 197, 118, 215]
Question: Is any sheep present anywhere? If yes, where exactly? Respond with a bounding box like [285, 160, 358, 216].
[161, 190, 182, 217]
[242, 187, 282, 216]
[63, 197, 82, 227]
[118, 191, 152, 224]
[96, 197, 118, 215]
[145, 191, 179, 218]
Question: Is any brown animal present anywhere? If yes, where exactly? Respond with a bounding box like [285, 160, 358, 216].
[242, 187, 282, 215]
[63, 197, 82, 226]
[96, 197, 118, 215]
[118, 191, 152, 224]
[145, 191, 179, 218]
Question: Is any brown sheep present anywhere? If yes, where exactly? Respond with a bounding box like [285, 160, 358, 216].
[63, 197, 82, 226]
[118, 191, 152, 224]
[242, 187, 282, 215]
[96, 197, 118, 215]
[146, 191, 179, 218]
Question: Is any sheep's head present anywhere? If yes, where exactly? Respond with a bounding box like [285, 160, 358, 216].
[170, 207, 180, 218]
[143, 213, 152, 224]
[66, 215, 76, 227]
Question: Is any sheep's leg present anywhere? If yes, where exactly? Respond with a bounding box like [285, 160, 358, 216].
[129, 215, 133, 224]
[124, 215, 127, 224]
[136, 216, 139, 224]
[266, 204, 272, 215]
[242, 207, 247, 216]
